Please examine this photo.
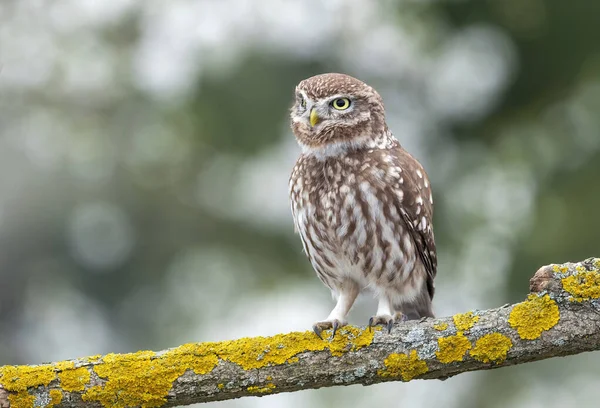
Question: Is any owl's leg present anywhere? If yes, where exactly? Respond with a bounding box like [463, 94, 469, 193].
[313, 280, 359, 339]
[369, 295, 398, 333]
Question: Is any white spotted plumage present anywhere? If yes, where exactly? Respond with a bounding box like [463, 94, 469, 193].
[288, 73, 437, 337]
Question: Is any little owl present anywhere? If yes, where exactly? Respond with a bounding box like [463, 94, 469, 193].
[289, 73, 437, 338]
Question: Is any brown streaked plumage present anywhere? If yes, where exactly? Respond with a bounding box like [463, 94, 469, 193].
[288, 73, 437, 338]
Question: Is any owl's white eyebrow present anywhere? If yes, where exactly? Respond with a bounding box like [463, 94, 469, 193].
[296, 90, 310, 101]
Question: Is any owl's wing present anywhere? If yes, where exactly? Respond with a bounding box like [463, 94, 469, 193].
[400, 209, 436, 299]
[393, 147, 437, 300]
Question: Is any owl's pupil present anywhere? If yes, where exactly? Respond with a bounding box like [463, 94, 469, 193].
[335, 100, 344, 107]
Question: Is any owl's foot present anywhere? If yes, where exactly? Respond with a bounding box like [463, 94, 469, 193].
[395, 312, 409, 323]
[369, 313, 408, 333]
[368, 314, 394, 333]
[312, 319, 346, 340]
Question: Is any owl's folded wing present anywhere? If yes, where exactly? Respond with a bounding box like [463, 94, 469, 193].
[392, 147, 437, 300]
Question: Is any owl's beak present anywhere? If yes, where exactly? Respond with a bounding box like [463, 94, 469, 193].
[309, 108, 320, 127]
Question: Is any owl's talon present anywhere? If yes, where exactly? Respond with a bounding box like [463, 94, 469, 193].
[386, 319, 394, 334]
[368, 314, 395, 333]
[312, 319, 345, 340]
[332, 320, 340, 337]
[313, 326, 324, 340]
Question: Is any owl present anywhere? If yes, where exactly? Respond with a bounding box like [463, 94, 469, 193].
[288, 73, 437, 338]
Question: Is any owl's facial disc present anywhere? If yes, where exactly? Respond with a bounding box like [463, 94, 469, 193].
[290, 73, 387, 158]
[308, 96, 354, 127]
[293, 92, 358, 130]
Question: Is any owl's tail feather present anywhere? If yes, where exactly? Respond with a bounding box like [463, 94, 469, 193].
[395, 292, 435, 320]
[398, 303, 435, 320]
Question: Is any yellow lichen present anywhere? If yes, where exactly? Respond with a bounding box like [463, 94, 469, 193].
[0, 361, 82, 408]
[562, 271, 600, 302]
[217, 383, 224, 389]
[433, 322, 448, 331]
[7, 391, 35, 408]
[436, 334, 471, 363]
[48, 389, 63, 407]
[83, 350, 178, 408]
[287, 357, 299, 364]
[0, 327, 374, 408]
[378, 350, 428, 381]
[0, 364, 56, 392]
[552, 264, 569, 274]
[216, 326, 374, 368]
[508, 294, 560, 340]
[163, 343, 219, 375]
[247, 383, 276, 394]
[470, 333, 513, 363]
[453, 312, 479, 332]
[80, 327, 373, 408]
[53, 361, 74, 372]
[87, 355, 102, 363]
[58, 366, 90, 392]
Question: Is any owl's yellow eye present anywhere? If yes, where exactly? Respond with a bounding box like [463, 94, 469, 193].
[331, 98, 351, 110]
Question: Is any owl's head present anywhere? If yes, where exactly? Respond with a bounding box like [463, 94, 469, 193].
[290, 73, 387, 157]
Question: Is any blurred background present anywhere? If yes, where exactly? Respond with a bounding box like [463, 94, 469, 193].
[1, 0, 599, 407]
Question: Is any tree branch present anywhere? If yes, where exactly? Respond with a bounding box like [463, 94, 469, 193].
[2, 258, 600, 407]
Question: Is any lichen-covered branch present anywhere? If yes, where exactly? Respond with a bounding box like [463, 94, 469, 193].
[2, 258, 600, 408]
